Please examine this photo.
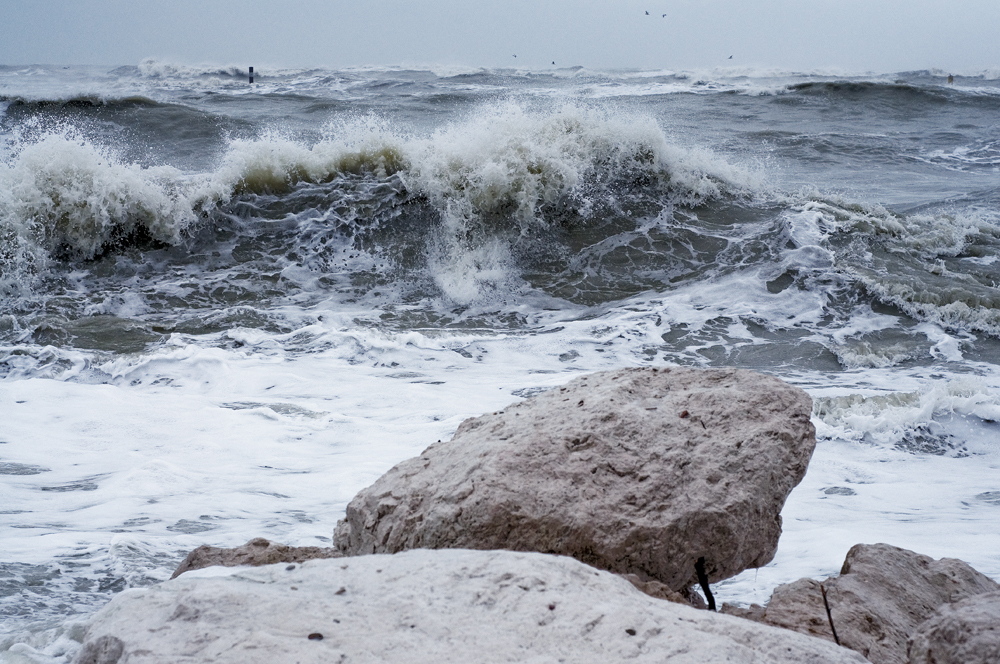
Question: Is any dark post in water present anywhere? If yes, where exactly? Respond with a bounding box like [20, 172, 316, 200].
[249, 67, 254, 84]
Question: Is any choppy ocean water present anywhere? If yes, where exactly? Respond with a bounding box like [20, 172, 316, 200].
[1, 61, 999, 661]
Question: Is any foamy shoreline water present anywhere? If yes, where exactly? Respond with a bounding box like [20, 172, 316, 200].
[3, 321, 998, 635]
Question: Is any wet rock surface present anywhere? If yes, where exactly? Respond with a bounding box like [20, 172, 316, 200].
[334, 366, 816, 591]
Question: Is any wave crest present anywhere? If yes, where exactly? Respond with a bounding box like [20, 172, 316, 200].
[0, 132, 199, 283]
[0, 104, 763, 307]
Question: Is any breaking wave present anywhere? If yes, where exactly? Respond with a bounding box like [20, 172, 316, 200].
[5, 97, 999, 334]
[0, 104, 760, 299]
[813, 377, 1000, 455]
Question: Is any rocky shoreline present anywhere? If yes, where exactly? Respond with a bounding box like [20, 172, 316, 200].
[72, 368, 1000, 663]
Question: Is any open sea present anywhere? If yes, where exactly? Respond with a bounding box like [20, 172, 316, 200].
[2, 61, 999, 661]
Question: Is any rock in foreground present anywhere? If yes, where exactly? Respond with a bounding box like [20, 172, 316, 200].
[170, 537, 340, 579]
[75, 548, 867, 664]
[908, 590, 1000, 664]
[722, 543, 1000, 664]
[334, 367, 816, 591]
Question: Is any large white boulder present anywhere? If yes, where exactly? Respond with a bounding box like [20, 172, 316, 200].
[74, 548, 866, 664]
[334, 367, 816, 590]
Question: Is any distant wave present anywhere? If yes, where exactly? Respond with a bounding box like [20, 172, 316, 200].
[136, 59, 250, 79]
[0, 94, 164, 108]
[6, 61, 999, 103]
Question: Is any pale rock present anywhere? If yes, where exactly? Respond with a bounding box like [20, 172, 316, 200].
[74, 548, 868, 664]
[907, 590, 1000, 664]
[334, 367, 816, 590]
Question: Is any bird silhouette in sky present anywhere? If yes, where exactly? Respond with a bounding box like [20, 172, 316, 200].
[645, 11, 649, 15]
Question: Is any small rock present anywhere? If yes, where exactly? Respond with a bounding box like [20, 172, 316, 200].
[619, 573, 706, 608]
[720, 602, 767, 622]
[171, 538, 340, 579]
[73, 635, 124, 664]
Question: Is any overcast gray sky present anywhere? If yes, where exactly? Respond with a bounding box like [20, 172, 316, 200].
[3, 0, 998, 73]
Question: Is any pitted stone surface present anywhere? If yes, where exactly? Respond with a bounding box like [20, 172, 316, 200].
[75, 549, 868, 664]
[908, 590, 1000, 664]
[334, 366, 815, 590]
[723, 543, 1000, 664]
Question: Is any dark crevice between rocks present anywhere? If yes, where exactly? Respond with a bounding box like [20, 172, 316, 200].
[820, 582, 840, 645]
[695, 557, 716, 611]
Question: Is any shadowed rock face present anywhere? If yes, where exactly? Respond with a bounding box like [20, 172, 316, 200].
[722, 543, 1000, 664]
[75, 549, 870, 664]
[908, 590, 1000, 664]
[171, 538, 340, 579]
[334, 366, 816, 590]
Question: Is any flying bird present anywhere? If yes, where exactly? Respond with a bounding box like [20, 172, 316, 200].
[728, 55, 733, 59]
[645, 11, 649, 15]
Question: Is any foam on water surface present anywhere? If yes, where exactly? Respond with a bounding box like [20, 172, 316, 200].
[4, 307, 1000, 616]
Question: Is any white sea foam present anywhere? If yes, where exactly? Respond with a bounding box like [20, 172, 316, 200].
[775, 199, 1000, 337]
[855, 279, 1000, 337]
[813, 375, 1000, 447]
[398, 103, 764, 302]
[209, 121, 408, 195]
[0, 128, 201, 263]
[215, 101, 763, 212]
[3, 306, 999, 655]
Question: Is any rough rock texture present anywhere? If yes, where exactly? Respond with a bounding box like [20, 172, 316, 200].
[171, 537, 703, 607]
[334, 367, 816, 590]
[721, 543, 1000, 664]
[721, 601, 767, 622]
[170, 537, 340, 579]
[908, 590, 1000, 664]
[74, 548, 868, 664]
[73, 635, 124, 664]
